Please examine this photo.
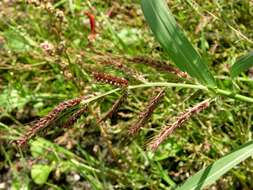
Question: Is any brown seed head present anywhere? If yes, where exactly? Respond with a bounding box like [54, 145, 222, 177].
[14, 97, 83, 147]
[149, 99, 211, 151]
[129, 89, 165, 135]
[98, 90, 128, 123]
[62, 107, 88, 128]
[130, 56, 188, 78]
[93, 71, 128, 88]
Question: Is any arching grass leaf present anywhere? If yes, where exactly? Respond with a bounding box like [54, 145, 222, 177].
[141, 0, 216, 86]
[176, 140, 253, 190]
[230, 51, 253, 77]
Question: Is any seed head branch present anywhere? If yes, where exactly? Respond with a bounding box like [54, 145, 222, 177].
[98, 89, 128, 124]
[92, 71, 129, 88]
[62, 107, 88, 128]
[149, 99, 211, 151]
[130, 56, 188, 78]
[129, 89, 165, 135]
[15, 97, 84, 147]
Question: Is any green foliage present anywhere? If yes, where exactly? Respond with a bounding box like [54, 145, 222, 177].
[1, 0, 253, 189]
[3, 30, 31, 52]
[230, 51, 253, 77]
[141, 0, 216, 86]
[177, 140, 253, 190]
[31, 164, 52, 185]
[140, 0, 253, 189]
[0, 89, 28, 112]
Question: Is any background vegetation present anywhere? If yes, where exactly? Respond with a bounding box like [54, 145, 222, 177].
[0, 0, 253, 189]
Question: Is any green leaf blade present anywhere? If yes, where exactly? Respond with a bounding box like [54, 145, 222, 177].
[141, 0, 216, 86]
[176, 140, 253, 190]
[230, 51, 253, 78]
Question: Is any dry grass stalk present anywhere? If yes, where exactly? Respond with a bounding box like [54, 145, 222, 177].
[129, 89, 165, 135]
[149, 99, 211, 151]
[62, 107, 88, 128]
[15, 97, 83, 147]
[130, 56, 188, 78]
[98, 90, 128, 123]
[92, 71, 128, 88]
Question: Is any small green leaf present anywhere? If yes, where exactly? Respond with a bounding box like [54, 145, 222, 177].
[176, 140, 253, 190]
[30, 139, 46, 158]
[141, 0, 216, 86]
[31, 164, 52, 185]
[230, 51, 253, 77]
[4, 30, 30, 52]
[11, 176, 30, 190]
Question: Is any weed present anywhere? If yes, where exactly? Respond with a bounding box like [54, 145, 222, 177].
[1, 0, 253, 189]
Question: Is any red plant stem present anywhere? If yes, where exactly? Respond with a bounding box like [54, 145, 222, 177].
[85, 12, 96, 35]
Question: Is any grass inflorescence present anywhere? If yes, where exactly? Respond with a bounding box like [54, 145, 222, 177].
[92, 71, 129, 88]
[1, 0, 253, 189]
[129, 88, 165, 135]
[149, 99, 212, 151]
[14, 97, 85, 147]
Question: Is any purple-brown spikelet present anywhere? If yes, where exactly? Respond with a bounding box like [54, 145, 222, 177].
[92, 71, 128, 88]
[98, 90, 128, 123]
[130, 56, 188, 78]
[129, 89, 165, 135]
[62, 107, 88, 128]
[15, 97, 83, 147]
[149, 99, 211, 151]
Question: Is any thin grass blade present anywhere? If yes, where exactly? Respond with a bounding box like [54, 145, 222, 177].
[141, 0, 216, 86]
[176, 140, 253, 190]
[230, 51, 253, 77]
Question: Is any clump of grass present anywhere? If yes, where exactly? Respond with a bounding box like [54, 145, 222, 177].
[26, 0, 66, 23]
[2, 0, 253, 189]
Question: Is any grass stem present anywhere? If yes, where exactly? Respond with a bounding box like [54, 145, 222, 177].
[81, 82, 253, 104]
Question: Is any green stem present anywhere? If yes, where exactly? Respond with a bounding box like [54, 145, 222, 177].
[81, 82, 253, 104]
[216, 89, 253, 103]
[128, 82, 207, 90]
[215, 75, 253, 82]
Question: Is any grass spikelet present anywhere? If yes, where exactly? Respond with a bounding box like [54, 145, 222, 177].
[98, 90, 128, 123]
[92, 71, 129, 88]
[149, 99, 211, 151]
[130, 56, 188, 78]
[129, 89, 165, 135]
[14, 97, 83, 147]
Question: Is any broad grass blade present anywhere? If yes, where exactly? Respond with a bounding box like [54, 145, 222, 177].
[141, 0, 216, 86]
[230, 51, 253, 77]
[176, 140, 253, 190]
